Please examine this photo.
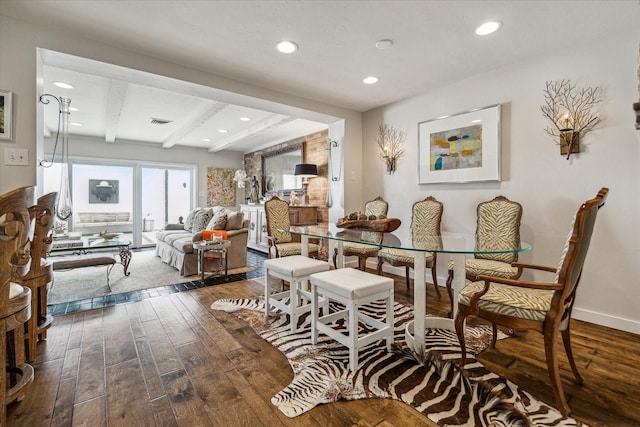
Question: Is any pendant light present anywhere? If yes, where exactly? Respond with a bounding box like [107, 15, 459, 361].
[39, 94, 73, 220]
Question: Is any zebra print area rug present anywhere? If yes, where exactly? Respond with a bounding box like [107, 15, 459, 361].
[211, 298, 584, 426]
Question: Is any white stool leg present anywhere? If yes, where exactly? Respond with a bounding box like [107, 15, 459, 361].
[265, 267, 271, 318]
[348, 300, 358, 371]
[290, 277, 298, 332]
[386, 289, 394, 350]
[311, 283, 318, 345]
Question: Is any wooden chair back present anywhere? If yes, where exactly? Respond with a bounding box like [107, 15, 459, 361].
[553, 188, 608, 318]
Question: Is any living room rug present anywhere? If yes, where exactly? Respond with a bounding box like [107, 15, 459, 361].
[49, 249, 254, 305]
[211, 298, 584, 427]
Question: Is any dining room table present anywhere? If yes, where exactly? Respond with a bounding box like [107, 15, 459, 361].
[281, 223, 531, 362]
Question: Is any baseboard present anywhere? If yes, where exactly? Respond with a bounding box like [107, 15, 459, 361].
[572, 307, 640, 335]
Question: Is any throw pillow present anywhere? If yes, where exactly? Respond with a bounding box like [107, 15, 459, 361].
[191, 209, 213, 233]
[225, 211, 244, 230]
[184, 208, 202, 232]
[207, 210, 228, 230]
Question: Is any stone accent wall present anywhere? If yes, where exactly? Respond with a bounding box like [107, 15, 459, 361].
[244, 129, 328, 223]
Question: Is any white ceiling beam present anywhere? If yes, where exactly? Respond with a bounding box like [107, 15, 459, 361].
[208, 114, 294, 152]
[104, 80, 128, 144]
[162, 102, 228, 148]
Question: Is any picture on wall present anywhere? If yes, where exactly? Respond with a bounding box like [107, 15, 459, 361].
[0, 90, 13, 140]
[418, 104, 501, 184]
[207, 168, 236, 206]
[89, 179, 119, 203]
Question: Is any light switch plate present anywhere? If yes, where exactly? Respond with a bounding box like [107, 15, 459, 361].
[4, 148, 29, 166]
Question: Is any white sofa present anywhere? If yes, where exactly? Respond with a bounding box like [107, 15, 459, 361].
[155, 207, 249, 276]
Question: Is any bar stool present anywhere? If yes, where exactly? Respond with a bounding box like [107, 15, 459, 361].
[1, 186, 35, 424]
[21, 192, 56, 362]
[264, 255, 330, 332]
[310, 268, 394, 372]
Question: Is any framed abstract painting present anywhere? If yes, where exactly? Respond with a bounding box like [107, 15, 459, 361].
[418, 104, 501, 184]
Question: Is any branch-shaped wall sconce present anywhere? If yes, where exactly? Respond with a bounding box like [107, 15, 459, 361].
[376, 124, 406, 173]
[541, 79, 603, 160]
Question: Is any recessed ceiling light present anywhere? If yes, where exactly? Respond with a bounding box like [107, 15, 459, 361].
[218, 129, 228, 133]
[375, 39, 393, 49]
[240, 117, 251, 122]
[53, 81, 74, 89]
[277, 41, 298, 53]
[363, 76, 379, 85]
[471, 119, 482, 123]
[68, 106, 79, 112]
[437, 115, 450, 120]
[70, 122, 83, 126]
[475, 21, 502, 36]
[203, 138, 211, 142]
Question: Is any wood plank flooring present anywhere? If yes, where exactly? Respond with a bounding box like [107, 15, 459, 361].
[7, 270, 640, 426]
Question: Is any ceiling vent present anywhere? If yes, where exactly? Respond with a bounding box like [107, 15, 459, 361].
[150, 117, 173, 125]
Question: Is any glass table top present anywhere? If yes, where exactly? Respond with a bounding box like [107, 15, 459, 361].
[50, 235, 131, 252]
[283, 223, 531, 255]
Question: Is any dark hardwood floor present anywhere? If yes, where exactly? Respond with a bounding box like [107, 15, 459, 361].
[7, 258, 640, 426]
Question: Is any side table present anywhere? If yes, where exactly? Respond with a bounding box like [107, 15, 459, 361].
[194, 240, 231, 280]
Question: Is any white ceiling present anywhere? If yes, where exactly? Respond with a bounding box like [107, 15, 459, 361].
[2, 1, 639, 153]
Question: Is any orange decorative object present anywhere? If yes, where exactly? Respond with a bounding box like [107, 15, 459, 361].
[202, 230, 228, 241]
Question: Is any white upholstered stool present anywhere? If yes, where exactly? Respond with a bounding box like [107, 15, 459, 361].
[264, 255, 330, 332]
[310, 268, 394, 371]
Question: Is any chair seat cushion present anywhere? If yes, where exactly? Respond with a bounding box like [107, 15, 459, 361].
[378, 248, 434, 266]
[447, 258, 519, 278]
[264, 255, 329, 277]
[310, 268, 393, 300]
[275, 242, 319, 257]
[343, 242, 380, 256]
[459, 281, 552, 321]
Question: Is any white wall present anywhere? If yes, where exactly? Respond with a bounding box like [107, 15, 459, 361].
[363, 29, 640, 334]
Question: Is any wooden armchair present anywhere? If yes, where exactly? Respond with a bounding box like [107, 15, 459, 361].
[0, 186, 36, 425]
[333, 196, 388, 270]
[377, 196, 443, 296]
[446, 195, 523, 315]
[264, 196, 319, 259]
[454, 188, 608, 416]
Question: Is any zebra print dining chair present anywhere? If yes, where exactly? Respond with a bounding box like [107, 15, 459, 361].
[445, 195, 523, 316]
[377, 196, 443, 296]
[455, 188, 608, 416]
[333, 196, 388, 271]
[264, 195, 319, 259]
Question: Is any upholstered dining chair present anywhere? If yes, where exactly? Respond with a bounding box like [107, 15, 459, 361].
[0, 186, 36, 425]
[455, 188, 608, 417]
[264, 195, 319, 259]
[445, 195, 523, 316]
[333, 196, 388, 270]
[377, 196, 443, 296]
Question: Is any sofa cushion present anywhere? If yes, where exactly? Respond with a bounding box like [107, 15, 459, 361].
[171, 236, 195, 254]
[192, 209, 213, 233]
[207, 209, 227, 230]
[156, 229, 190, 241]
[225, 211, 244, 230]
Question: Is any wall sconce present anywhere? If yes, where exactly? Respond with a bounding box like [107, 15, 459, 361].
[376, 124, 406, 174]
[541, 79, 603, 160]
[294, 163, 317, 205]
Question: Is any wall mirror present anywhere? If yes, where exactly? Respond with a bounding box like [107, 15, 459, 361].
[261, 144, 303, 196]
